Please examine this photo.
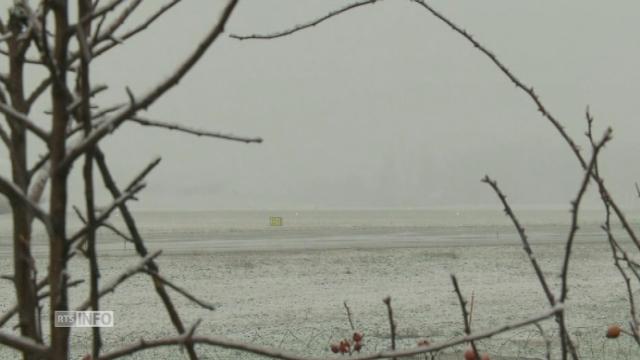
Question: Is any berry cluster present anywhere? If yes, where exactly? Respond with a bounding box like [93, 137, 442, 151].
[330, 332, 364, 355]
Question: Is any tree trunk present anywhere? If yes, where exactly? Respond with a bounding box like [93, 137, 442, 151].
[8, 24, 41, 360]
[49, 2, 71, 358]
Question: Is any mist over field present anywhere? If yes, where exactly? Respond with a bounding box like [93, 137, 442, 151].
[2, 1, 639, 211]
[1, 1, 640, 359]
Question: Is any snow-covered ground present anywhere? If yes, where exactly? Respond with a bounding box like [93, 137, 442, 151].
[1, 240, 638, 359]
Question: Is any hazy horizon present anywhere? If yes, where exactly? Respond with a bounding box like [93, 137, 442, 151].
[0, 201, 630, 213]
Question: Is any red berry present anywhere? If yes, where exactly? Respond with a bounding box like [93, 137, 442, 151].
[330, 343, 340, 353]
[354, 341, 363, 352]
[464, 348, 477, 360]
[607, 324, 622, 339]
[339, 340, 350, 354]
[481, 353, 491, 360]
[353, 332, 363, 342]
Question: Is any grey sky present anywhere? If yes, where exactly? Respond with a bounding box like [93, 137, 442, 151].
[3, 0, 640, 210]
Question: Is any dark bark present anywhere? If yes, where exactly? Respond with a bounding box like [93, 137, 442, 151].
[48, 2, 72, 359]
[78, 0, 102, 357]
[6, 16, 41, 359]
[94, 149, 199, 360]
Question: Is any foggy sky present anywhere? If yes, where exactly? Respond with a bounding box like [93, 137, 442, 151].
[3, 0, 640, 211]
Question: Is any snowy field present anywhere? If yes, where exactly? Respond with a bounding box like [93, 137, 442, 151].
[0, 210, 639, 359]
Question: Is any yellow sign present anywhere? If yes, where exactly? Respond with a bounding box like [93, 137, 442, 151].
[269, 216, 283, 226]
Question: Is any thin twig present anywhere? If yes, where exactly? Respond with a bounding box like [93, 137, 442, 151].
[344, 301, 355, 331]
[230, 0, 381, 40]
[63, 0, 240, 166]
[382, 296, 396, 359]
[603, 225, 640, 345]
[411, 0, 584, 168]
[101, 222, 134, 245]
[90, 0, 143, 45]
[72, 0, 129, 35]
[92, 0, 181, 58]
[534, 323, 552, 360]
[142, 269, 217, 311]
[66, 84, 107, 113]
[450, 274, 480, 360]
[76, 251, 162, 311]
[411, 0, 640, 259]
[0, 102, 50, 142]
[482, 177, 555, 302]
[0, 123, 11, 150]
[0, 175, 51, 231]
[0, 277, 49, 328]
[69, 182, 146, 250]
[94, 147, 199, 360]
[98, 305, 563, 360]
[468, 290, 475, 329]
[560, 128, 612, 303]
[128, 116, 262, 144]
[483, 173, 578, 356]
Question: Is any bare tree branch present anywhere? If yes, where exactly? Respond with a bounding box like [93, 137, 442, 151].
[28, 0, 179, 103]
[411, 0, 640, 257]
[0, 49, 42, 66]
[482, 172, 578, 360]
[90, 0, 143, 45]
[25, 75, 52, 108]
[128, 116, 263, 143]
[98, 305, 563, 360]
[0, 102, 49, 142]
[382, 296, 396, 357]
[91, 103, 125, 120]
[0, 331, 49, 357]
[142, 269, 217, 311]
[482, 175, 555, 305]
[101, 222, 133, 244]
[230, 0, 381, 40]
[560, 127, 612, 303]
[603, 225, 640, 344]
[411, 0, 584, 168]
[76, 1, 102, 355]
[0, 280, 84, 329]
[94, 148, 199, 360]
[74, 204, 133, 246]
[0, 122, 11, 150]
[71, 0, 130, 36]
[450, 274, 480, 360]
[66, 84, 107, 113]
[92, 0, 181, 58]
[69, 182, 146, 250]
[27, 154, 50, 181]
[0, 175, 50, 230]
[344, 301, 355, 331]
[534, 323, 552, 360]
[588, 110, 640, 344]
[76, 250, 162, 311]
[63, 0, 240, 166]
